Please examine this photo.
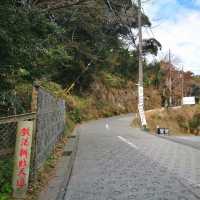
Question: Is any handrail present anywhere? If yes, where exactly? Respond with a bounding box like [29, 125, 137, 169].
[0, 112, 36, 124]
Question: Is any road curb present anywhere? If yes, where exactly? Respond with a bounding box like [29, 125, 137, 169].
[158, 135, 200, 151]
[56, 128, 80, 200]
[38, 128, 80, 200]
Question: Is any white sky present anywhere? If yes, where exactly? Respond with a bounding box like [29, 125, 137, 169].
[143, 0, 200, 75]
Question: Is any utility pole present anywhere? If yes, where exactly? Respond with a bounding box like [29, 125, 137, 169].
[130, 0, 146, 127]
[169, 49, 172, 106]
[138, 0, 143, 87]
[130, 0, 147, 127]
[137, 0, 147, 127]
[181, 66, 184, 105]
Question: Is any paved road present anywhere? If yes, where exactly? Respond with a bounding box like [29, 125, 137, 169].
[64, 114, 200, 200]
[161, 135, 200, 151]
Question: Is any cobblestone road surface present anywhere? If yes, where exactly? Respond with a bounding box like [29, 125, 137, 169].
[64, 115, 200, 200]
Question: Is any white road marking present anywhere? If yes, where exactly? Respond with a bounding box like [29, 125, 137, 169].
[118, 136, 139, 150]
[105, 123, 110, 130]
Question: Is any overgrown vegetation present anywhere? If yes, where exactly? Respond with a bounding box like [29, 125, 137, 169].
[133, 105, 200, 135]
[26, 122, 74, 200]
[0, 0, 161, 116]
[189, 112, 200, 131]
[0, 158, 13, 200]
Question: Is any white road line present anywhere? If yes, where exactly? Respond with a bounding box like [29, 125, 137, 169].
[118, 136, 139, 150]
[105, 123, 110, 130]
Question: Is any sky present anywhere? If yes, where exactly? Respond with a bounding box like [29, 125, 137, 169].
[143, 0, 200, 75]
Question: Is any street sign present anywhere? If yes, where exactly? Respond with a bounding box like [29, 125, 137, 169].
[182, 97, 195, 105]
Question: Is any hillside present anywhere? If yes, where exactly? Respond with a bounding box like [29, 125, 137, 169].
[39, 72, 161, 123]
[133, 105, 200, 135]
[0, 0, 164, 118]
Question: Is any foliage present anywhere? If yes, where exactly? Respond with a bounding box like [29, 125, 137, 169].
[0, 1, 65, 115]
[0, 158, 13, 200]
[65, 113, 75, 134]
[0, 2, 61, 88]
[138, 105, 200, 135]
[191, 84, 200, 103]
[142, 38, 162, 56]
[189, 112, 200, 129]
[0, 0, 161, 99]
[0, 84, 32, 116]
[100, 72, 126, 88]
[69, 108, 84, 123]
[144, 62, 163, 88]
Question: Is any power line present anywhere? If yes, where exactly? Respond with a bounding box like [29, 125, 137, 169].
[64, 0, 141, 94]
[107, 0, 147, 127]
[141, 6, 167, 59]
[106, 0, 138, 48]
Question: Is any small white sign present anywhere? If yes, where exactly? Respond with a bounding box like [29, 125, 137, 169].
[138, 104, 147, 126]
[138, 86, 144, 106]
[182, 97, 195, 105]
[138, 86, 147, 126]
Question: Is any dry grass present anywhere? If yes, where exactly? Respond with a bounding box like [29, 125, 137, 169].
[133, 105, 200, 135]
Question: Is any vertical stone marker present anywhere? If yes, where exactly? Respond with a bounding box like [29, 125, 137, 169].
[12, 121, 33, 199]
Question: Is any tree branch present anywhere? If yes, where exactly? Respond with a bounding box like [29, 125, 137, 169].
[32, 0, 91, 11]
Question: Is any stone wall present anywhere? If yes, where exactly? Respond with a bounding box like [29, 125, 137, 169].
[34, 87, 65, 169]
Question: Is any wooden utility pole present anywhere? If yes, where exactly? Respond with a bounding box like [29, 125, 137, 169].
[137, 0, 147, 127]
[169, 49, 172, 106]
[138, 0, 143, 87]
[130, 0, 147, 127]
[181, 66, 184, 105]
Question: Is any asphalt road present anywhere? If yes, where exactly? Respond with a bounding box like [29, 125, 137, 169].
[64, 114, 200, 200]
[160, 135, 200, 151]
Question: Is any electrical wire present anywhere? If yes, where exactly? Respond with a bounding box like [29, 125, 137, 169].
[64, 0, 141, 94]
[65, 0, 165, 94]
[106, 0, 138, 48]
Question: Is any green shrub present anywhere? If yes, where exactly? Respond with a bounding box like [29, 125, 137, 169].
[176, 114, 188, 129]
[100, 72, 125, 88]
[189, 113, 200, 129]
[95, 100, 107, 110]
[0, 194, 10, 200]
[69, 108, 84, 123]
[65, 113, 75, 135]
[0, 158, 13, 200]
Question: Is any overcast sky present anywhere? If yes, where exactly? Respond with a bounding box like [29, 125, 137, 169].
[143, 0, 200, 75]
